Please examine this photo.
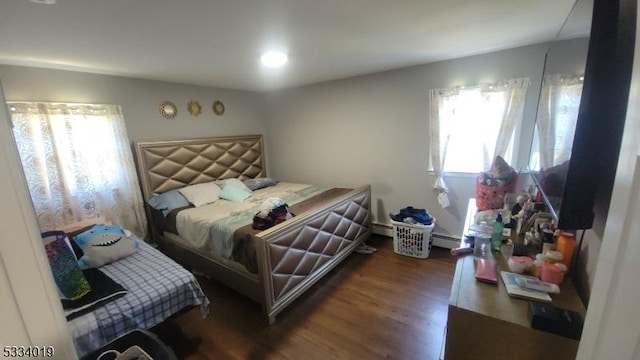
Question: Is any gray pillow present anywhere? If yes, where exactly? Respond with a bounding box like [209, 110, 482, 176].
[244, 177, 277, 191]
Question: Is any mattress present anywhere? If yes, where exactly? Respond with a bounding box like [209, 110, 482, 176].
[169, 182, 352, 273]
[68, 239, 210, 358]
[173, 182, 327, 257]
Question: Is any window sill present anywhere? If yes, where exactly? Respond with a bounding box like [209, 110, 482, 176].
[427, 170, 478, 178]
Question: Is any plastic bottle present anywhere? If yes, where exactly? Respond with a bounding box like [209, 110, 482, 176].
[556, 231, 576, 270]
[474, 233, 491, 258]
[491, 213, 504, 252]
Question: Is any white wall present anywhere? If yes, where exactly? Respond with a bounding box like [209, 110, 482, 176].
[0, 65, 267, 143]
[262, 42, 582, 239]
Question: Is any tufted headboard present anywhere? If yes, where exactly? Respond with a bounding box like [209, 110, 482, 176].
[133, 135, 266, 201]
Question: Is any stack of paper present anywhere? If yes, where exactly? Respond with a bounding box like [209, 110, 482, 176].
[500, 271, 552, 302]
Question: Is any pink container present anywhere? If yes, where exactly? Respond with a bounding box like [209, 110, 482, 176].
[541, 263, 564, 284]
[508, 256, 534, 274]
[554, 263, 568, 283]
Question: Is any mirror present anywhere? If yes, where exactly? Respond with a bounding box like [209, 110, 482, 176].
[527, 0, 593, 222]
[160, 101, 178, 119]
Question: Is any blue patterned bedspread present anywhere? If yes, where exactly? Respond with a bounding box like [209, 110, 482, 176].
[68, 239, 210, 358]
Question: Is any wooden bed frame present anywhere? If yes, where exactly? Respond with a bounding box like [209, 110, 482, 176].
[133, 135, 371, 323]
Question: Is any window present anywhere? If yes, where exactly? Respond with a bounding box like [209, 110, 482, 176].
[9, 102, 147, 237]
[436, 86, 515, 173]
[428, 78, 530, 208]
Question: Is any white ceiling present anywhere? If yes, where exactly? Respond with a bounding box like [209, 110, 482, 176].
[0, 0, 590, 92]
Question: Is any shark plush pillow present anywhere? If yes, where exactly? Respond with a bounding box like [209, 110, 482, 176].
[73, 224, 137, 269]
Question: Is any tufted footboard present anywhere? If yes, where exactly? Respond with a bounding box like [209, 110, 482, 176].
[254, 185, 371, 323]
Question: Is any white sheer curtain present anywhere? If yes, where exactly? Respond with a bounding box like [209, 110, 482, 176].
[429, 88, 456, 209]
[9, 102, 147, 238]
[486, 78, 531, 162]
[428, 78, 529, 208]
[532, 74, 583, 170]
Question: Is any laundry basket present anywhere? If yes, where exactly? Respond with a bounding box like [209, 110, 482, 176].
[392, 220, 435, 259]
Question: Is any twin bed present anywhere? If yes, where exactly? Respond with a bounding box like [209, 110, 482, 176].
[133, 135, 372, 323]
[68, 238, 209, 358]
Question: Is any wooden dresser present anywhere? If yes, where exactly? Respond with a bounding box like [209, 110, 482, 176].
[443, 200, 586, 360]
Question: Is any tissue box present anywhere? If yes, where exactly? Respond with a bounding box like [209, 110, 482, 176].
[528, 302, 583, 340]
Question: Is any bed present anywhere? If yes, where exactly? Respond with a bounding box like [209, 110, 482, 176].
[67, 236, 210, 358]
[133, 135, 371, 323]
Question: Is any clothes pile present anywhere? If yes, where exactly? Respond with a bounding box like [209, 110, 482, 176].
[389, 206, 434, 225]
[252, 198, 294, 230]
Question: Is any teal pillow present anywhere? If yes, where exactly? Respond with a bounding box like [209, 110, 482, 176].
[42, 231, 91, 300]
[219, 183, 252, 202]
[216, 178, 253, 193]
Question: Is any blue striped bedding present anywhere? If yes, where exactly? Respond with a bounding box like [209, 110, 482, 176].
[67, 238, 210, 358]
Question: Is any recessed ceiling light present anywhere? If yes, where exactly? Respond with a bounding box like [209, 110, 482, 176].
[261, 51, 288, 68]
[30, 0, 56, 4]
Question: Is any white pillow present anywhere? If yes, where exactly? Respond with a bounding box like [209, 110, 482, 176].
[178, 182, 222, 207]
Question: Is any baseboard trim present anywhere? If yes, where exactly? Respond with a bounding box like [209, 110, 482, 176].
[431, 236, 460, 250]
[371, 222, 394, 237]
[371, 222, 460, 249]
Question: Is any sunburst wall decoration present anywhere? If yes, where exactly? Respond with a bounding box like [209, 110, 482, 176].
[187, 100, 202, 117]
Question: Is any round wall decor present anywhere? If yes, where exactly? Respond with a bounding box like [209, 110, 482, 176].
[187, 100, 202, 117]
[159, 101, 177, 119]
[213, 100, 225, 116]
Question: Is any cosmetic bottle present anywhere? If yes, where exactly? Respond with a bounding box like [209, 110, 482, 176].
[491, 213, 504, 252]
[556, 231, 576, 270]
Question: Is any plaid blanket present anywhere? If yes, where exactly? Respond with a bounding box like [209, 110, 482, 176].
[68, 239, 210, 358]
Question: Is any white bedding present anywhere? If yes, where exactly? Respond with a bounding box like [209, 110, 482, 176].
[175, 182, 326, 259]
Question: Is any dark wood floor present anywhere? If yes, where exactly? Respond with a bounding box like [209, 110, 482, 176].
[151, 235, 457, 360]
